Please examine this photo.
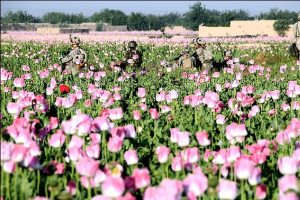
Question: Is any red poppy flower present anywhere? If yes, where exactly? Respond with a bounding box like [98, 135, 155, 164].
[59, 84, 70, 94]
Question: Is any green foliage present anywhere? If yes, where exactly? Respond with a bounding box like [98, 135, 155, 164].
[273, 19, 290, 36]
[127, 12, 149, 31]
[90, 9, 127, 25]
[42, 12, 87, 24]
[1, 11, 40, 23]
[183, 2, 253, 30]
[259, 8, 298, 23]
[1, 41, 300, 199]
[1, 5, 299, 32]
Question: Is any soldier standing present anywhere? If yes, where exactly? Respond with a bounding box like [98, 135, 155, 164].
[293, 14, 300, 61]
[178, 48, 196, 69]
[192, 38, 214, 72]
[119, 41, 143, 73]
[60, 34, 87, 75]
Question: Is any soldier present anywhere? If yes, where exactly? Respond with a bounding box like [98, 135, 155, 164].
[192, 38, 214, 72]
[178, 48, 196, 69]
[293, 14, 300, 60]
[119, 41, 143, 73]
[60, 34, 87, 75]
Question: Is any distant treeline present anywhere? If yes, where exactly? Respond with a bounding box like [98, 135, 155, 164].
[1, 2, 299, 31]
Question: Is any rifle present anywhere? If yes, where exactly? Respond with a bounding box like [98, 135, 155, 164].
[171, 53, 184, 61]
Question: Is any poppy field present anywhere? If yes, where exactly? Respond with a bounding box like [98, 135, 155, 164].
[1, 35, 300, 200]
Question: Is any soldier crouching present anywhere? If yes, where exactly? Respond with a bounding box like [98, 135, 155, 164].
[178, 48, 196, 69]
[119, 41, 144, 75]
[192, 38, 214, 72]
[60, 34, 87, 76]
[293, 14, 300, 61]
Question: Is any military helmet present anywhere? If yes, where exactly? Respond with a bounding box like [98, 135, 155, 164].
[194, 37, 206, 45]
[128, 41, 137, 48]
[70, 34, 81, 45]
[224, 49, 232, 57]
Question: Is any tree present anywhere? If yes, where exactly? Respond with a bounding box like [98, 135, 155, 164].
[2, 11, 40, 23]
[273, 19, 290, 36]
[127, 13, 148, 31]
[42, 12, 87, 24]
[183, 2, 207, 30]
[259, 8, 298, 24]
[160, 12, 183, 26]
[90, 9, 127, 25]
[183, 2, 252, 30]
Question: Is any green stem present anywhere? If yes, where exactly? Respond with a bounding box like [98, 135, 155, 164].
[37, 170, 40, 195]
[241, 180, 246, 200]
[165, 163, 169, 178]
[88, 179, 92, 200]
[14, 166, 17, 200]
[6, 173, 10, 199]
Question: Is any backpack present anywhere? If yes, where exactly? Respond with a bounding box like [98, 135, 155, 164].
[289, 43, 299, 58]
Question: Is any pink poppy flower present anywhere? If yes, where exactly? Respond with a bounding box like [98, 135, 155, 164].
[226, 146, 241, 163]
[93, 116, 110, 132]
[181, 147, 200, 164]
[3, 161, 16, 174]
[248, 167, 262, 186]
[226, 123, 247, 142]
[66, 181, 76, 196]
[278, 156, 298, 175]
[11, 144, 27, 163]
[155, 146, 170, 163]
[278, 175, 299, 195]
[169, 90, 178, 99]
[86, 144, 100, 159]
[156, 91, 166, 102]
[13, 77, 25, 88]
[76, 157, 99, 177]
[77, 120, 92, 136]
[22, 65, 30, 71]
[124, 149, 138, 165]
[68, 135, 84, 149]
[213, 149, 227, 165]
[279, 192, 299, 200]
[101, 176, 125, 198]
[139, 103, 147, 111]
[108, 137, 123, 153]
[234, 157, 255, 180]
[7, 102, 21, 115]
[109, 108, 123, 120]
[49, 117, 59, 129]
[1, 141, 13, 161]
[132, 110, 141, 121]
[255, 184, 267, 200]
[183, 172, 208, 198]
[196, 131, 211, 146]
[217, 179, 238, 200]
[171, 155, 183, 172]
[137, 88, 146, 98]
[177, 131, 190, 147]
[149, 108, 159, 120]
[49, 130, 66, 148]
[132, 168, 151, 189]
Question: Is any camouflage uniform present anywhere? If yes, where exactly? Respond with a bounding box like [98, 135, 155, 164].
[60, 35, 87, 75]
[121, 41, 143, 72]
[293, 14, 300, 60]
[192, 38, 213, 71]
[178, 49, 196, 69]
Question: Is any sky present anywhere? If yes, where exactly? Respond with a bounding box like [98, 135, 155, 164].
[1, 1, 300, 17]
